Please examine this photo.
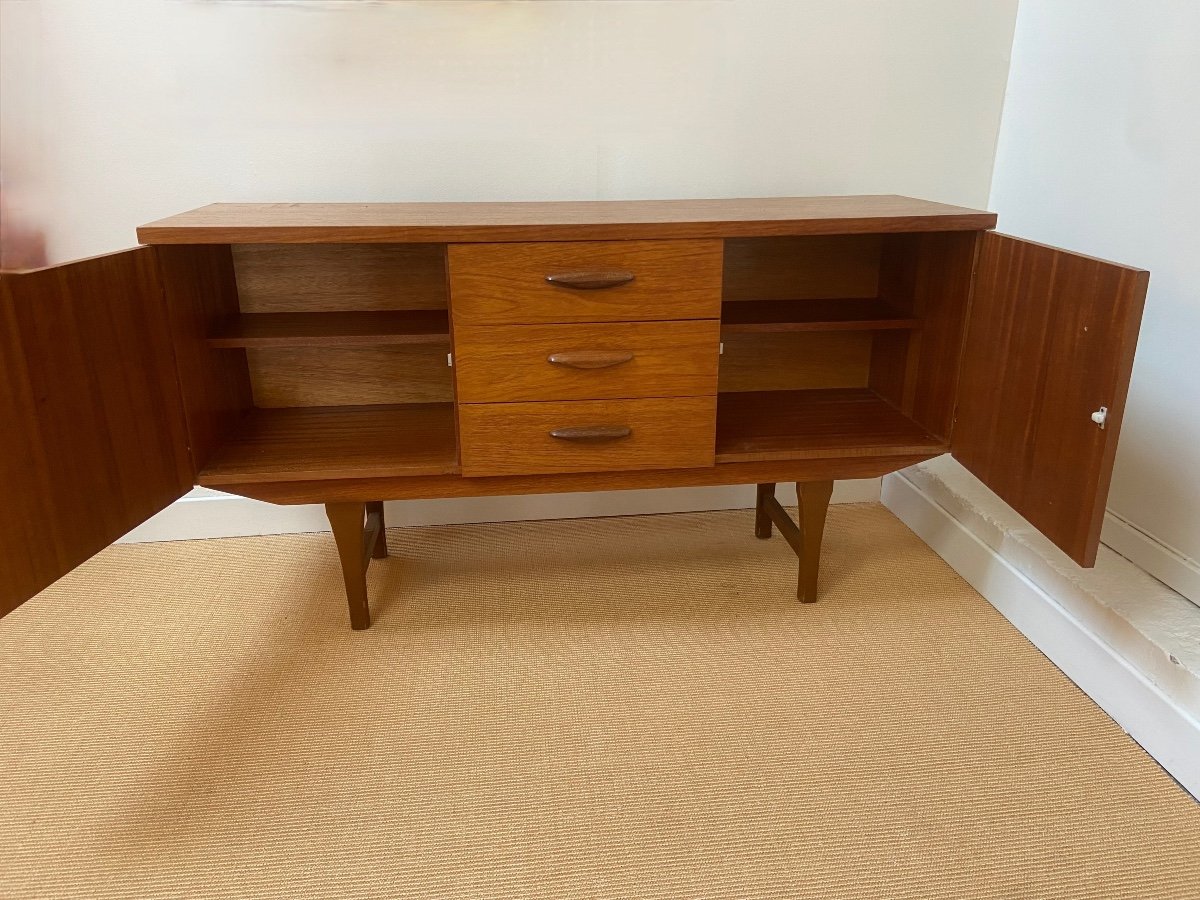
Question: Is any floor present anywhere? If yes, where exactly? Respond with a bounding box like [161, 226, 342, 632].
[892, 457, 1200, 719]
[1, 503, 1197, 899]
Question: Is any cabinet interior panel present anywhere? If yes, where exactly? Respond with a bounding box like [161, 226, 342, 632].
[722, 235, 882, 301]
[247, 346, 453, 407]
[198, 404, 459, 485]
[718, 332, 871, 392]
[232, 244, 448, 312]
[157, 245, 254, 471]
[876, 231, 978, 439]
[868, 331, 917, 412]
[715, 388, 945, 462]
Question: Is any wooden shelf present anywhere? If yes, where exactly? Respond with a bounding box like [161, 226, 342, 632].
[716, 388, 946, 462]
[720, 299, 917, 334]
[199, 403, 459, 485]
[207, 310, 450, 349]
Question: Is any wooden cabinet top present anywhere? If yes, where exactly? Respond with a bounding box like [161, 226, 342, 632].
[137, 195, 996, 244]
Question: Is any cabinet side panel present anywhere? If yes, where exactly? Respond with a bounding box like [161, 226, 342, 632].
[156, 245, 253, 471]
[875, 232, 978, 439]
[0, 249, 193, 614]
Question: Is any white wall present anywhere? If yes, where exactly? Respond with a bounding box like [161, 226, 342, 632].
[988, 0, 1200, 602]
[1, 0, 1018, 534]
[3, 0, 1017, 263]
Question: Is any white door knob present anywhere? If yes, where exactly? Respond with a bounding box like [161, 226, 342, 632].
[1091, 407, 1108, 429]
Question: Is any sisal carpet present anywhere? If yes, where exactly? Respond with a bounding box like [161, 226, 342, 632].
[0, 503, 1196, 899]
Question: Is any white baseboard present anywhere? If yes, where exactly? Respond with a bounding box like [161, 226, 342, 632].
[882, 462, 1200, 800]
[119, 478, 881, 544]
[1102, 510, 1200, 607]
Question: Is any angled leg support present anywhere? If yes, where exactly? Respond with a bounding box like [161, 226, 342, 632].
[754, 481, 834, 602]
[366, 501, 388, 559]
[755, 482, 776, 539]
[325, 501, 388, 630]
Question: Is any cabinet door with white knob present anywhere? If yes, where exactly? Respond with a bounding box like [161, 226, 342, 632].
[0, 248, 194, 616]
[952, 232, 1148, 566]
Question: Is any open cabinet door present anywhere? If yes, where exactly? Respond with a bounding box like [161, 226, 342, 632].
[0, 247, 194, 616]
[952, 233, 1148, 566]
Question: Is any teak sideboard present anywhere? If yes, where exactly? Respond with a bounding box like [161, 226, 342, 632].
[0, 197, 1148, 629]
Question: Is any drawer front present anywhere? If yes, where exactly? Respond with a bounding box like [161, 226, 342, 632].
[448, 240, 723, 325]
[459, 396, 716, 476]
[454, 320, 720, 403]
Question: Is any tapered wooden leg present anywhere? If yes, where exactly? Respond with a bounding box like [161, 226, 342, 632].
[326, 502, 372, 630]
[755, 483, 776, 539]
[366, 501, 388, 559]
[795, 480, 834, 603]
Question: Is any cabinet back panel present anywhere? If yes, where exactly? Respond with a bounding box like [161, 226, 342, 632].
[248, 347, 453, 407]
[722, 235, 882, 301]
[718, 332, 871, 392]
[233, 244, 448, 313]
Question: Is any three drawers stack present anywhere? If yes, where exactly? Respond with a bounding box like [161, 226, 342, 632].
[449, 239, 724, 476]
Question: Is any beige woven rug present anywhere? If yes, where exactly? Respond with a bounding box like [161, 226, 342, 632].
[1, 503, 1196, 899]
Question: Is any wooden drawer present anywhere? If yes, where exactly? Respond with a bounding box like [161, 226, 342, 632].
[448, 240, 723, 325]
[453, 320, 720, 403]
[459, 396, 716, 476]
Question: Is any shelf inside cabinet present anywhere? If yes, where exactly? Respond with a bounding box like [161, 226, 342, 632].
[207, 310, 451, 349]
[198, 403, 459, 485]
[715, 388, 946, 462]
[720, 298, 917, 334]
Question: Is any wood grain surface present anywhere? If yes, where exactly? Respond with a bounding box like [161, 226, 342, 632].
[453, 320, 720, 402]
[448, 240, 722, 325]
[232, 243, 447, 312]
[716, 388, 946, 462]
[718, 332, 871, 392]
[0, 248, 193, 614]
[137, 196, 997, 244]
[247, 346, 454, 407]
[208, 311, 450, 348]
[721, 235, 882, 301]
[198, 404, 459, 485]
[871, 231, 979, 440]
[720, 298, 916, 333]
[210, 454, 938, 505]
[155, 245, 255, 471]
[459, 396, 716, 476]
[952, 233, 1148, 566]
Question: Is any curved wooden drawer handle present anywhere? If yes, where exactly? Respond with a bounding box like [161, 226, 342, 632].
[549, 425, 633, 443]
[547, 350, 635, 370]
[545, 270, 635, 290]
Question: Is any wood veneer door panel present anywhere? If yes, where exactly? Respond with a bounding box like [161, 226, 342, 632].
[0, 248, 194, 615]
[952, 233, 1148, 566]
[448, 240, 722, 325]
